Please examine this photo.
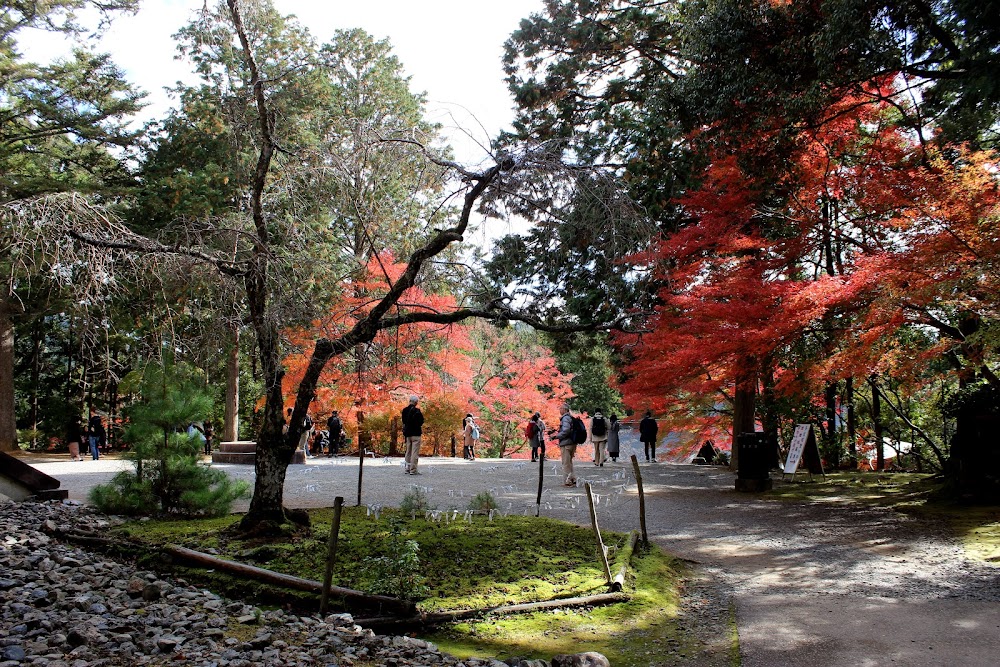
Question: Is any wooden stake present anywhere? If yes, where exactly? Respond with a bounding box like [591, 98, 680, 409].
[356, 439, 364, 507]
[585, 482, 613, 585]
[535, 441, 545, 517]
[631, 454, 648, 547]
[320, 497, 344, 614]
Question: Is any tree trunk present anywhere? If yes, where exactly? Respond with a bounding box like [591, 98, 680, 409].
[731, 359, 757, 471]
[389, 415, 399, 457]
[845, 376, 857, 467]
[824, 382, 840, 468]
[870, 377, 885, 471]
[224, 326, 240, 442]
[29, 318, 42, 447]
[0, 305, 17, 452]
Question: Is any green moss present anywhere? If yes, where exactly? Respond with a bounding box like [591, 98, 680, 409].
[427, 547, 692, 665]
[111, 509, 701, 666]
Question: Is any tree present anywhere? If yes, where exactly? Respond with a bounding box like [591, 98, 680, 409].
[5, 0, 632, 530]
[90, 358, 248, 516]
[0, 0, 143, 451]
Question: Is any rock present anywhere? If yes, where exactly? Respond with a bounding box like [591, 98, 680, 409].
[126, 579, 145, 597]
[1, 646, 26, 661]
[551, 653, 610, 667]
[156, 636, 180, 652]
[140, 585, 160, 602]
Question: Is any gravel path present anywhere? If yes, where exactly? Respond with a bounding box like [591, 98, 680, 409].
[17, 446, 1000, 666]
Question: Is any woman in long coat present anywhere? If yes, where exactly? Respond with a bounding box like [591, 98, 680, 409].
[607, 414, 621, 462]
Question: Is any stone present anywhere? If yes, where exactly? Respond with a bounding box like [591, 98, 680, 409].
[1, 646, 26, 661]
[126, 579, 145, 597]
[551, 653, 610, 667]
[140, 585, 160, 602]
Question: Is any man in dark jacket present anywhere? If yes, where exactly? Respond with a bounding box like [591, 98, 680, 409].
[326, 411, 343, 456]
[401, 395, 424, 475]
[639, 411, 659, 462]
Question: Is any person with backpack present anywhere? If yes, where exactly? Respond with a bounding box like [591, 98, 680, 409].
[463, 414, 480, 460]
[401, 395, 424, 474]
[326, 411, 343, 456]
[639, 410, 659, 462]
[590, 409, 609, 467]
[607, 414, 621, 462]
[556, 404, 580, 486]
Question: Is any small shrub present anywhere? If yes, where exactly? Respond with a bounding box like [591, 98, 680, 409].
[359, 518, 429, 601]
[89, 359, 248, 517]
[467, 491, 498, 512]
[400, 486, 433, 513]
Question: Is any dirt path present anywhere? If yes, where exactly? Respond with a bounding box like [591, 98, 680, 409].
[20, 451, 1000, 666]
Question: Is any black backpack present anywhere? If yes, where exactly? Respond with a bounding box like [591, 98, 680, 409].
[591, 417, 607, 437]
[570, 416, 588, 444]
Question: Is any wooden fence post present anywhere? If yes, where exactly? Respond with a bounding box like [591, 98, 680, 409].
[631, 454, 648, 547]
[585, 482, 613, 585]
[320, 497, 344, 614]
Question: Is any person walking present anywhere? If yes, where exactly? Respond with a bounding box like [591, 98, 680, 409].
[591, 409, 609, 466]
[401, 395, 424, 475]
[326, 411, 343, 456]
[463, 414, 480, 460]
[87, 415, 106, 460]
[528, 411, 547, 462]
[607, 414, 621, 462]
[203, 420, 214, 456]
[298, 412, 314, 458]
[639, 411, 659, 462]
[557, 404, 577, 486]
[66, 416, 84, 461]
[526, 412, 543, 462]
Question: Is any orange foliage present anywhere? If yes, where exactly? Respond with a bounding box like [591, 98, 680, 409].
[279, 253, 575, 457]
[622, 79, 1000, 442]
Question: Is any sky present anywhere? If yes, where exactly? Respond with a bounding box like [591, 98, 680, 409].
[26, 0, 546, 166]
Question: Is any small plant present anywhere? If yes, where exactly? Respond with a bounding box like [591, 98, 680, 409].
[90, 359, 248, 517]
[467, 491, 498, 512]
[359, 518, 429, 601]
[400, 486, 433, 513]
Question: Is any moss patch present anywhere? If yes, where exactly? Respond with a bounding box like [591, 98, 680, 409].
[110, 509, 714, 666]
[426, 546, 695, 666]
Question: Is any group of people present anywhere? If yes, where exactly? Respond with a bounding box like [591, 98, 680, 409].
[284, 408, 345, 458]
[399, 397, 481, 475]
[65, 415, 106, 461]
[281, 396, 662, 488]
[540, 405, 662, 487]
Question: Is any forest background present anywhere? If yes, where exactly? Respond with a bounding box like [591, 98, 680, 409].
[3, 0, 1000, 519]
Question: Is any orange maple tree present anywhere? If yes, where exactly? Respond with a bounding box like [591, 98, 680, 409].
[621, 79, 1000, 465]
[280, 253, 575, 458]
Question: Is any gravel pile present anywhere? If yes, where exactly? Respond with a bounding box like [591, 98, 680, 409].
[0, 500, 611, 667]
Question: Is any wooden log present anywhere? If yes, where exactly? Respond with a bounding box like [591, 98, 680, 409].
[611, 530, 641, 592]
[631, 454, 649, 546]
[355, 591, 630, 629]
[164, 544, 414, 615]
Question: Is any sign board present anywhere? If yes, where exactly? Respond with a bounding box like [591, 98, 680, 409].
[783, 424, 825, 477]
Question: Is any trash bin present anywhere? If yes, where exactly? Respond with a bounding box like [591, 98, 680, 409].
[736, 432, 774, 492]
